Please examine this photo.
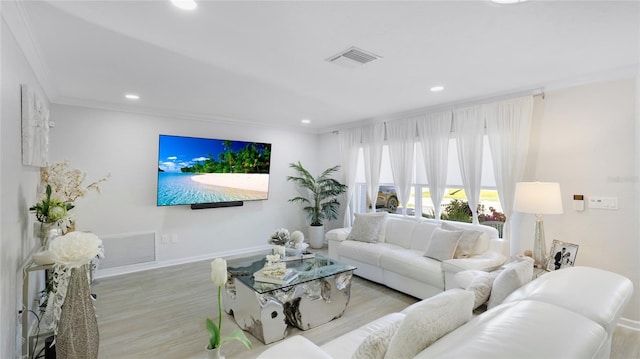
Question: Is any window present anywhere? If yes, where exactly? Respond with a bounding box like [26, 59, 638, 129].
[352, 136, 505, 235]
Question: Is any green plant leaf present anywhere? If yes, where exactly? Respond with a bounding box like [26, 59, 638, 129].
[220, 329, 253, 350]
[205, 317, 220, 349]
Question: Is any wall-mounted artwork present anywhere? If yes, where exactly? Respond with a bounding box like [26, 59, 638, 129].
[21, 84, 50, 167]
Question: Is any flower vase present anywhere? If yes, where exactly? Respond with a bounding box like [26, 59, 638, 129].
[205, 346, 224, 359]
[38, 222, 61, 248]
[56, 264, 99, 359]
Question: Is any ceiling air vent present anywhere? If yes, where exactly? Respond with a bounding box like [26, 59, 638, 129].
[326, 46, 382, 68]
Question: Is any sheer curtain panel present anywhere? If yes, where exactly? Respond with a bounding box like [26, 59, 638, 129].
[339, 127, 363, 226]
[417, 111, 452, 220]
[361, 123, 385, 212]
[386, 118, 417, 215]
[486, 96, 534, 256]
[453, 106, 485, 224]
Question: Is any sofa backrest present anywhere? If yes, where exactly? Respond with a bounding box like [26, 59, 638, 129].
[382, 215, 501, 255]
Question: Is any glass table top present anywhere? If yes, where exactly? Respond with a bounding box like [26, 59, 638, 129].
[227, 253, 356, 294]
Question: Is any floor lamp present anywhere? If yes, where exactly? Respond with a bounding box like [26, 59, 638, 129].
[513, 182, 563, 268]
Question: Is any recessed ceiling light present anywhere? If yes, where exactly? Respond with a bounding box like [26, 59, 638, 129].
[125, 94, 140, 100]
[430, 86, 444, 92]
[171, 0, 197, 10]
[301, 119, 311, 124]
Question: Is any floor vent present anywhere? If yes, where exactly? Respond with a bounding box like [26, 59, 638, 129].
[99, 232, 156, 269]
[326, 46, 382, 68]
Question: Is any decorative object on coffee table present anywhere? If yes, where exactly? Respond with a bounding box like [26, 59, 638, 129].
[287, 161, 347, 249]
[205, 258, 252, 359]
[268, 228, 309, 256]
[513, 181, 563, 268]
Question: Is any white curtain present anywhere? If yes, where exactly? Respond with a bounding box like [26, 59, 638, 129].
[339, 127, 362, 226]
[417, 111, 452, 220]
[485, 96, 534, 256]
[387, 118, 417, 215]
[362, 123, 385, 212]
[453, 106, 485, 224]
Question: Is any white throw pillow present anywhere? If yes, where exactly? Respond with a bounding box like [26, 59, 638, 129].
[423, 228, 463, 261]
[352, 320, 401, 359]
[486, 258, 534, 310]
[347, 212, 388, 243]
[466, 271, 500, 309]
[441, 222, 483, 259]
[385, 289, 475, 359]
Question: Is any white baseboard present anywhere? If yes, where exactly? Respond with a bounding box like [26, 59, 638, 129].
[95, 245, 272, 279]
[618, 317, 640, 331]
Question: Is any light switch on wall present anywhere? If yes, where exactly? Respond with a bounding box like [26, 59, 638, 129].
[588, 196, 618, 210]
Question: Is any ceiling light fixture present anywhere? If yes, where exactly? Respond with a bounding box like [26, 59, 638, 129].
[430, 86, 444, 92]
[301, 119, 311, 124]
[125, 94, 140, 100]
[171, 0, 197, 10]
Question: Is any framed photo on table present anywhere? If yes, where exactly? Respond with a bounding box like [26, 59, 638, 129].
[546, 240, 579, 271]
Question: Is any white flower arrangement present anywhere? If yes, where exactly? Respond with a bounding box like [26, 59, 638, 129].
[40, 160, 110, 203]
[44, 231, 104, 334]
[48, 231, 103, 268]
[268, 228, 290, 246]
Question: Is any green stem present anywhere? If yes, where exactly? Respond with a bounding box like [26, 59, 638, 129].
[217, 285, 222, 347]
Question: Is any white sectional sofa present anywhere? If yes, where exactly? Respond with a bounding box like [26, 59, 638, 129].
[326, 213, 506, 299]
[257, 266, 634, 359]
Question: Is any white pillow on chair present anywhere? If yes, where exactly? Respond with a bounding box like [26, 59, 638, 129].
[423, 228, 463, 261]
[487, 258, 534, 309]
[385, 289, 475, 359]
[347, 212, 388, 243]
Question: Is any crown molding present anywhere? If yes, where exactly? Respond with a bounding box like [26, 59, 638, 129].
[52, 95, 321, 135]
[1, 0, 56, 101]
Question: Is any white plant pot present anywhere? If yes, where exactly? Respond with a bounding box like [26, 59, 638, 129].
[308, 225, 325, 249]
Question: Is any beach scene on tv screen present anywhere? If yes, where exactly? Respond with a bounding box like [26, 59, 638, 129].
[157, 135, 271, 206]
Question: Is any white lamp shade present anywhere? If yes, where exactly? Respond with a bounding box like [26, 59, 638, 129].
[513, 182, 563, 214]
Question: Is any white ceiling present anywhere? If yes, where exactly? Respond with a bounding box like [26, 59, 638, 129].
[9, 0, 640, 132]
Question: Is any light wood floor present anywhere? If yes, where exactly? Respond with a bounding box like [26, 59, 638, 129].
[93, 255, 640, 359]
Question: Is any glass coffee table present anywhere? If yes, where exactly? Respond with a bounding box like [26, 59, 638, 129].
[222, 253, 356, 344]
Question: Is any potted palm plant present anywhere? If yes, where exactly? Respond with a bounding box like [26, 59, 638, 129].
[287, 162, 347, 248]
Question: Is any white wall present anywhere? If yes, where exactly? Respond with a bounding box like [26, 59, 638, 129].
[1, 17, 47, 359]
[48, 104, 322, 270]
[513, 77, 639, 324]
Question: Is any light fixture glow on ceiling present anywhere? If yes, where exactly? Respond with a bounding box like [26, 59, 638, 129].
[125, 94, 140, 100]
[430, 86, 444, 92]
[171, 0, 197, 10]
[301, 119, 311, 124]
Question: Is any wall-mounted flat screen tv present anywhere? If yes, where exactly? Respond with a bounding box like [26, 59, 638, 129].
[157, 134, 271, 207]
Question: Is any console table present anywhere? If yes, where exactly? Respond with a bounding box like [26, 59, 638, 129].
[223, 253, 356, 344]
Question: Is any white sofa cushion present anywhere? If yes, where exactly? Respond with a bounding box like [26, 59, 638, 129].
[347, 212, 388, 243]
[321, 313, 406, 359]
[380, 249, 444, 285]
[441, 222, 483, 258]
[454, 270, 500, 309]
[416, 300, 608, 359]
[383, 217, 418, 247]
[337, 241, 402, 267]
[501, 266, 634, 335]
[352, 320, 401, 359]
[486, 258, 534, 309]
[423, 228, 463, 261]
[408, 222, 439, 251]
[257, 335, 333, 359]
[385, 289, 474, 359]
